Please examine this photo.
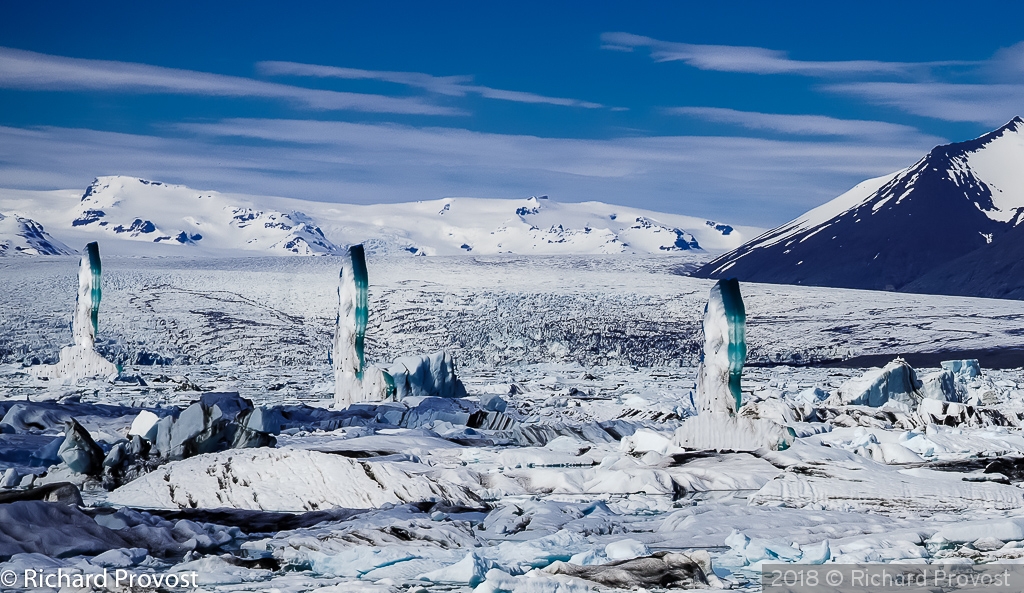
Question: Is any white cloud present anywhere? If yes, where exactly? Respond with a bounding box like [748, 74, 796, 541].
[823, 82, 1024, 126]
[257, 61, 604, 108]
[0, 121, 937, 226]
[0, 47, 461, 115]
[603, 33, 1024, 125]
[600, 32, 972, 76]
[667, 107, 938, 141]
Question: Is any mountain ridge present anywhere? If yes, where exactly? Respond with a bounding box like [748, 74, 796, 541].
[0, 176, 760, 257]
[694, 117, 1024, 296]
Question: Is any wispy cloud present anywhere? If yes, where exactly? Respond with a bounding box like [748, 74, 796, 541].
[0, 121, 937, 226]
[257, 61, 604, 108]
[667, 107, 939, 141]
[0, 47, 461, 115]
[823, 82, 1024, 126]
[605, 33, 1024, 125]
[601, 32, 973, 77]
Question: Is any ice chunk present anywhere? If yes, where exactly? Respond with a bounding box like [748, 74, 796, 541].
[723, 529, 802, 564]
[751, 457, 1024, 512]
[918, 399, 976, 427]
[929, 518, 1024, 544]
[302, 546, 419, 578]
[480, 393, 508, 412]
[604, 539, 649, 561]
[89, 547, 148, 568]
[545, 551, 721, 589]
[128, 410, 160, 441]
[387, 351, 467, 400]
[796, 387, 828, 404]
[29, 242, 119, 382]
[107, 448, 479, 511]
[1, 467, 23, 488]
[799, 540, 830, 565]
[0, 501, 128, 558]
[57, 419, 104, 475]
[920, 369, 961, 402]
[621, 428, 676, 455]
[418, 552, 492, 586]
[942, 359, 981, 380]
[476, 568, 596, 593]
[0, 403, 70, 433]
[836, 358, 922, 407]
[696, 279, 746, 414]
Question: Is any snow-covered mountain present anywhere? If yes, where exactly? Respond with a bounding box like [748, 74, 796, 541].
[0, 212, 74, 256]
[695, 117, 1024, 295]
[0, 176, 758, 257]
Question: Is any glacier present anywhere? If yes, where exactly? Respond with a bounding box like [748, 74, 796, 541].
[4, 255, 1024, 592]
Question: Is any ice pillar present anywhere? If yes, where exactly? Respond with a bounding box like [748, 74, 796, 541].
[676, 279, 794, 451]
[30, 242, 119, 382]
[696, 278, 746, 415]
[333, 245, 392, 407]
[334, 244, 369, 381]
[73, 242, 102, 349]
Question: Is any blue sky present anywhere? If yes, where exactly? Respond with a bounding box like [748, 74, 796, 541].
[2, 0, 1023, 226]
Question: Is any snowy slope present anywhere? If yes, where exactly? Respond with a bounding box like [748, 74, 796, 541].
[0, 212, 74, 256]
[695, 117, 1024, 293]
[0, 176, 759, 256]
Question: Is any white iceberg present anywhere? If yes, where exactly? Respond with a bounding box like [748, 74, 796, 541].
[107, 448, 478, 511]
[836, 358, 921, 407]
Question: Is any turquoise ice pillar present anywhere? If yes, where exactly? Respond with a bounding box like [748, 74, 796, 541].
[697, 278, 746, 414]
[73, 242, 103, 349]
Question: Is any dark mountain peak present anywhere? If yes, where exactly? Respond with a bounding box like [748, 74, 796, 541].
[928, 116, 1024, 158]
[694, 118, 1024, 294]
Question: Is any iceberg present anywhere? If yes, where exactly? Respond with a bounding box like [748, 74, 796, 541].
[674, 414, 795, 452]
[836, 358, 922, 407]
[387, 351, 467, 400]
[942, 359, 981, 380]
[107, 448, 479, 511]
[674, 280, 794, 451]
[919, 369, 962, 402]
[29, 242, 119, 382]
[58, 419, 105, 475]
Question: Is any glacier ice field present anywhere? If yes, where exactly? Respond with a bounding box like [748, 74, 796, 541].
[5, 254, 1024, 591]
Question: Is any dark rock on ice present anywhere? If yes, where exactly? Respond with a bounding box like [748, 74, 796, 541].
[0, 482, 84, 506]
[544, 551, 719, 589]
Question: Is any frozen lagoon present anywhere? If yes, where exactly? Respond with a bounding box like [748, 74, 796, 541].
[4, 254, 1024, 591]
